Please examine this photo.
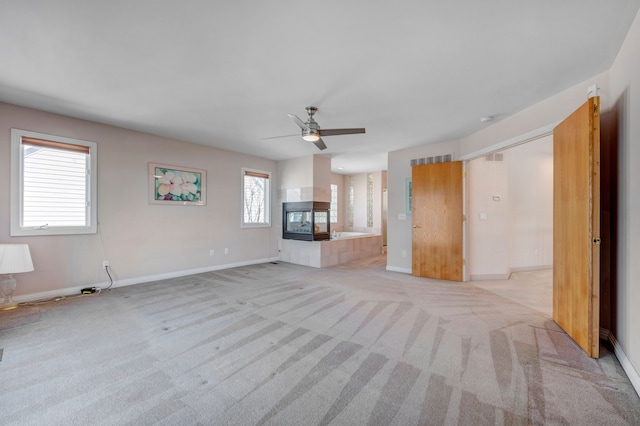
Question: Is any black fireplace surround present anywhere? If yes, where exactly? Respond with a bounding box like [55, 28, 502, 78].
[282, 201, 330, 241]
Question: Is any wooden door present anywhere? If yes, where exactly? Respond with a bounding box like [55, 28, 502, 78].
[553, 96, 601, 358]
[412, 161, 464, 281]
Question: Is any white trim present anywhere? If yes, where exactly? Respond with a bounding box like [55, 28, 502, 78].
[509, 265, 553, 273]
[386, 265, 412, 274]
[462, 161, 468, 282]
[601, 328, 640, 397]
[241, 167, 272, 228]
[469, 273, 511, 281]
[10, 128, 98, 236]
[459, 122, 559, 162]
[14, 257, 280, 305]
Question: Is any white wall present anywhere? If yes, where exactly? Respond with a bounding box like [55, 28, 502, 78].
[345, 171, 385, 234]
[507, 136, 553, 270]
[467, 137, 553, 279]
[279, 156, 313, 202]
[388, 73, 608, 274]
[351, 173, 368, 229]
[387, 140, 461, 272]
[278, 154, 331, 203]
[387, 6, 640, 390]
[0, 102, 279, 298]
[467, 155, 509, 278]
[607, 7, 640, 390]
[312, 155, 331, 202]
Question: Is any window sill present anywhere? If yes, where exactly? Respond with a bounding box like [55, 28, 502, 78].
[241, 223, 271, 229]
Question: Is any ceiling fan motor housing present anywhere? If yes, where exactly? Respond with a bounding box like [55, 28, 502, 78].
[279, 105, 363, 148]
[303, 108, 320, 141]
[302, 124, 320, 141]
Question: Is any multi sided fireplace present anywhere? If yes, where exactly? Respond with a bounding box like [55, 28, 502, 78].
[282, 201, 330, 241]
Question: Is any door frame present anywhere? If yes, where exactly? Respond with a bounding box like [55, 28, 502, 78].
[459, 122, 559, 284]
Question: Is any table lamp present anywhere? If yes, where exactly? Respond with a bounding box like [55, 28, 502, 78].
[0, 244, 34, 310]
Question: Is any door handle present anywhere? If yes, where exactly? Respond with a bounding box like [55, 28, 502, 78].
[412, 225, 419, 228]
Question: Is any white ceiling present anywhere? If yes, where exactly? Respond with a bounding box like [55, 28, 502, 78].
[1, 1, 638, 174]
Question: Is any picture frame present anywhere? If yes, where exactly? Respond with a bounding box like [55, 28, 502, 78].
[148, 162, 206, 206]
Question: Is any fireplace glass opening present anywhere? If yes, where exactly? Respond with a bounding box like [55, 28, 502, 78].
[283, 202, 330, 241]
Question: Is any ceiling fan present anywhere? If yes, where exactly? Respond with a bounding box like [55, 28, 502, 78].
[266, 106, 365, 150]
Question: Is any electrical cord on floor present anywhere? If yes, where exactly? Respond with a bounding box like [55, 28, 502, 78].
[18, 266, 113, 306]
[19, 293, 86, 306]
[81, 264, 112, 294]
[19, 265, 113, 306]
[103, 265, 113, 290]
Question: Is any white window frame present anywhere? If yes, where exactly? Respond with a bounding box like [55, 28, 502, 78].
[241, 167, 271, 228]
[10, 129, 98, 236]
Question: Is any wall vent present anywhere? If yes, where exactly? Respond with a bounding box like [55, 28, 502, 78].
[484, 152, 504, 162]
[410, 153, 454, 167]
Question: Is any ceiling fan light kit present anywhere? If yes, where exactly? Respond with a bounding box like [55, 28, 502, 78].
[302, 128, 320, 142]
[270, 106, 365, 151]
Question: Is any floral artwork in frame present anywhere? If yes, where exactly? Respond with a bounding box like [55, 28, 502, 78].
[148, 163, 206, 206]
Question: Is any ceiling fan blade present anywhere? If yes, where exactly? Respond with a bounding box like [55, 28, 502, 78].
[287, 114, 307, 131]
[313, 138, 327, 150]
[261, 134, 299, 140]
[319, 128, 366, 137]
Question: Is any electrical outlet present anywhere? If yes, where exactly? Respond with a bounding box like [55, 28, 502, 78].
[103, 260, 109, 268]
[224, 248, 229, 255]
[209, 249, 215, 256]
[402, 250, 407, 258]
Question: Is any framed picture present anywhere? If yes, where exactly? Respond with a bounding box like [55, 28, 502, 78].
[148, 163, 206, 206]
[406, 177, 412, 214]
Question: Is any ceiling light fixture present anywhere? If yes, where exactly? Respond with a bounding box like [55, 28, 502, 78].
[302, 128, 320, 142]
[480, 116, 493, 123]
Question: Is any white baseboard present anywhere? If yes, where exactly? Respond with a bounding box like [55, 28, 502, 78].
[601, 328, 640, 397]
[469, 273, 511, 281]
[509, 265, 553, 273]
[14, 256, 280, 305]
[386, 265, 412, 274]
[14, 285, 93, 304]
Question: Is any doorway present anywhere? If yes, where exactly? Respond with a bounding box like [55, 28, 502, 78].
[466, 136, 554, 316]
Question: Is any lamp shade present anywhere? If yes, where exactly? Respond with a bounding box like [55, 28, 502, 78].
[0, 244, 34, 274]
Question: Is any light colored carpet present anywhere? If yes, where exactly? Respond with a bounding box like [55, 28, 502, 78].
[1, 255, 638, 425]
[470, 269, 553, 318]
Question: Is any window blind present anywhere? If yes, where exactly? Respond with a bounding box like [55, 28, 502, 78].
[22, 136, 90, 154]
[244, 170, 270, 179]
[21, 137, 89, 228]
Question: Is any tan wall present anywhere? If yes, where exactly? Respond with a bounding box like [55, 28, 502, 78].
[0, 102, 279, 298]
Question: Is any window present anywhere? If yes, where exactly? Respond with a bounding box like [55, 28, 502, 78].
[347, 176, 354, 227]
[242, 168, 270, 227]
[367, 173, 374, 227]
[10, 129, 97, 236]
[330, 184, 338, 223]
